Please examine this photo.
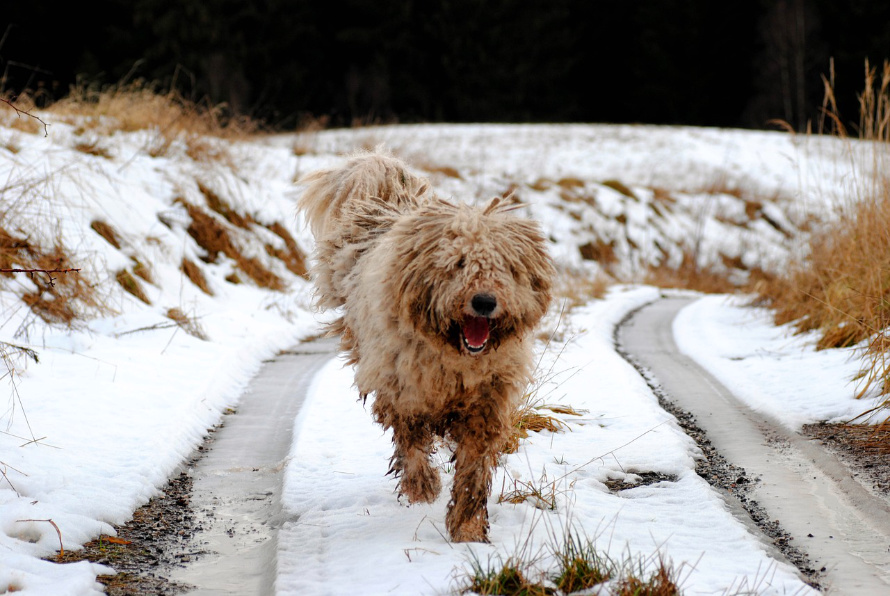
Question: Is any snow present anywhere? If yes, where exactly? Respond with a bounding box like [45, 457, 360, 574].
[0, 117, 879, 594]
[278, 286, 815, 595]
[674, 294, 887, 430]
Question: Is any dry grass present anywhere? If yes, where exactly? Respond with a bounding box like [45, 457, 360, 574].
[612, 559, 681, 596]
[578, 239, 617, 267]
[0, 95, 45, 135]
[179, 200, 285, 291]
[185, 135, 234, 165]
[419, 164, 463, 179]
[645, 252, 737, 295]
[754, 60, 890, 413]
[503, 312, 588, 457]
[503, 402, 582, 456]
[601, 179, 638, 200]
[166, 307, 208, 340]
[43, 80, 261, 140]
[115, 270, 151, 305]
[74, 139, 113, 159]
[503, 354, 586, 456]
[497, 466, 578, 513]
[461, 555, 551, 596]
[457, 529, 685, 595]
[1, 227, 102, 325]
[553, 269, 612, 309]
[197, 183, 253, 228]
[264, 221, 308, 277]
[90, 220, 122, 249]
[130, 259, 153, 284]
[181, 257, 213, 295]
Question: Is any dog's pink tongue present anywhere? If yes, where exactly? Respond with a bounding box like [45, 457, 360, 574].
[463, 316, 490, 348]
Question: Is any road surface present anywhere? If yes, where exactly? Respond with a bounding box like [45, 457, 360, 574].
[619, 296, 890, 594]
[169, 339, 337, 595]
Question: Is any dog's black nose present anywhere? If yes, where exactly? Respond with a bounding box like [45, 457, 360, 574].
[471, 293, 497, 317]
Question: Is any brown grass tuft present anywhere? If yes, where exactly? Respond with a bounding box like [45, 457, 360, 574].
[181, 257, 213, 295]
[90, 220, 122, 249]
[166, 307, 208, 340]
[419, 164, 463, 179]
[74, 139, 113, 159]
[197, 183, 253, 228]
[185, 135, 234, 165]
[180, 201, 285, 291]
[497, 471, 565, 511]
[264, 221, 308, 277]
[461, 556, 552, 596]
[613, 558, 681, 596]
[1, 228, 102, 324]
[180, 201, 237, 261]
[44, 80, 261, 139]
[554, 269, 612, 309]
[528, 178, 553, 192]
[578, 239, 617, 266]
[131, 259, 153, 284]
[116, 270, 151, 304]
[236, 254, 285, 291]
[645, 252, 737, 295]
[602, 179, 638, 200]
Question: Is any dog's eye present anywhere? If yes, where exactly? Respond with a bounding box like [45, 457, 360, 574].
[455, 258, 465, 270]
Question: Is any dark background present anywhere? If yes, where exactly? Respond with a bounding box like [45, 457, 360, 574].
[2, 0, 888, 131]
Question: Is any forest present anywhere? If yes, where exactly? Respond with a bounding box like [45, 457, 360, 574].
[3, 0, 889, 130]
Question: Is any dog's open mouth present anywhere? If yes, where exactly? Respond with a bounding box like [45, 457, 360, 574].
[461, 316, 490, 354]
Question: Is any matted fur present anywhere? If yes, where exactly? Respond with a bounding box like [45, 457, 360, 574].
[297, 149, 554, 542]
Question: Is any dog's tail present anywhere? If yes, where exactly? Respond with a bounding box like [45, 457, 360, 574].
[297, 149, 431, 310]
[297, 149, 430, 241]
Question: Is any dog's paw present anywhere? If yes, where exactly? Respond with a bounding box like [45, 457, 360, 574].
[447, 518, 490, 543]
[398, 465, 442, 504]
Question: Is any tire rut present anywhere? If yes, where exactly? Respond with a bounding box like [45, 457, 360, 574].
[616, 295, 890, 594]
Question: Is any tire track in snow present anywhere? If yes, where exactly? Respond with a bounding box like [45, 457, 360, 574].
[170, 339, 337, 595]
[618, 296, 890, 594]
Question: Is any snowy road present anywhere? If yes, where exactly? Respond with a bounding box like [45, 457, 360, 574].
[163, 295, 890, 595]
[170, 339, 337, 595]
[619, 297, 890, 594]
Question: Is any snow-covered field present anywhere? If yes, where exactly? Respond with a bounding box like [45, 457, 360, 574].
[0, 117, 883, 594]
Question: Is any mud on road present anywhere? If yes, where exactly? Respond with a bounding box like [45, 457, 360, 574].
[56, 429, 218, 595]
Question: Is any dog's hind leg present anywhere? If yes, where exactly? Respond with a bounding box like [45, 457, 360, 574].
[445, 405, 508, 543]
[387, 417, 441, 504]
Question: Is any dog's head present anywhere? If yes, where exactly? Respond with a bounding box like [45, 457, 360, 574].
[390, 198, 554, 356]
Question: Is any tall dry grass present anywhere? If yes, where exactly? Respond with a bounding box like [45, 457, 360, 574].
[41, 80, 261, 139]
[754, 60, 890, 418]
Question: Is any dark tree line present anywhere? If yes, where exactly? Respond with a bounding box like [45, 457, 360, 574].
[2, 1, 888, 130]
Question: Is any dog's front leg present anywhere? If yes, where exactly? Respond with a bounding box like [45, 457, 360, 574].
[388, 417, 441, 504]
[446, 410, 506, 543]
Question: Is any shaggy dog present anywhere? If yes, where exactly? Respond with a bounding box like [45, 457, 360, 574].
[297, 150, 553, 542]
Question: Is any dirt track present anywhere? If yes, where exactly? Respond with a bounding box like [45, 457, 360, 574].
[618, 296, 890, 594]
